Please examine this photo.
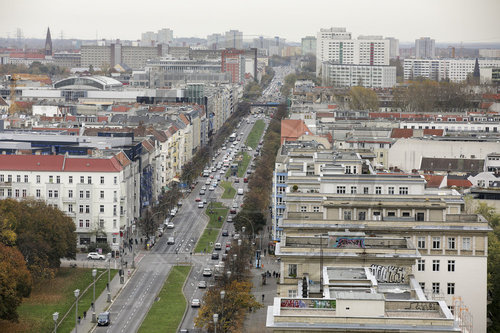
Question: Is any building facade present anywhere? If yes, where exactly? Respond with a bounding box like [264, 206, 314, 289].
[415, 37, 436, 59]
[321, 62, 396, 88]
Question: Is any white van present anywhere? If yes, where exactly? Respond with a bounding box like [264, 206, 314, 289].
[237, 188, 244, 195]
[167, 237, 175, 245]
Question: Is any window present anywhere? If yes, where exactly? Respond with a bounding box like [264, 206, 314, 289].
[419, 282, 425, 291]
[100, 191, 104, 199]
[345, 166, 351, 174]
[113, 219, 117, 228]
[432, 237, 441, 249]
[114, 176, 118, 185]
[432, 260, 440, 271]
[54, 190, 58, 198]
[353, 166, 357, 174]
[350, 186, 357, 194]
[416, 212, 425, 221]
[87, 176, 92, 184]
[79, 219, 83, 228]
[16, 175, 21, 182]
[417, 259, 425, 271]
[336, 186, 346, 194]
[7, 189, 11, 197]
[313, 206, 320, 213]
[79, 190, 84, 199]
[288, 290, 298, 298]
[448, 237, 456, 249]
[432, 282, 440, 294]
[113, 205, 117, 216]
[120, 206, 124, 215]
[100, 176, 105, 184]
[462, 237, 471, 250]
[68, 204, 73, 213]
[375, 186, 382, 194]
[69, 176, 73, 184]
[387, 211, 396, 217]
[399, 187, 408, 195]
[48, 190, 53, 198]
[0, 175, 4, 182]
[388, 186, 394, 194]
[68, 190, 73, 198]
[100, 204, 105, 213]
[448, 260, 455, 272]
[358, 211, 366, 220]
[447, 283, 455, 295]
[417, 237, 426, 249]
[79, 205, 84, 213]
[22, 189, 26, 197]
[85, 205, 90, 213]
[24, 175, 28, 183]
[99, 219, 104, 228]
[288, 264, 297, 277]
[56, 176, 60, 184]
[402, 211, 410, 217]
[363, 187, 369, 194]
[300, 206, 307, 212]
[344, 210, 352, 220]
[80, 176, 84, 184]
[86, 190, 90, 199]
[49, 175, 53, 183]
[36, 189, 41, 197]
[7, 175, 12, 182]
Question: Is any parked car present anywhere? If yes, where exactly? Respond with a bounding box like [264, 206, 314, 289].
[87, 252, 105, 260]
[227, 215, 233, 223]
[198, 202, 204, 208]
[237, 188, 244, 195]
[243, 178, 248, 183]
[166, 222, 175, 229]
[191, 299, 201, 307]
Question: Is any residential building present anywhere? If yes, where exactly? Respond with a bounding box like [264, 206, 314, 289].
[53, 52, 82, 69]
[321, 62, 396, 88]
[221, 49, 245, 84]
[81, 42, 163, 70]
[157, 28, 174, 44]
[385, 37, 399, 59]
[415, 37, 436, 59]
[224, 30, 243, 49]
[207, 33, 224, 50]
[301, 36, 316, 56]
[479, 49, 500, 58]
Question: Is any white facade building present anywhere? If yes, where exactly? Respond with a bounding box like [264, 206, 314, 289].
[385, 37, 399, 58]
[415, 37, 435, 59]
[321, 62, 396, 88]
[224, 30, 243, 49]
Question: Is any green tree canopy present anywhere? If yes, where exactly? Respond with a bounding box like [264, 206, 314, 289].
[348, 86, 379, 111]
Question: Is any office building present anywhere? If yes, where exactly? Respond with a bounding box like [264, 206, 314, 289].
[415, 37, 436, 59]
[81, 42, 163, 70]
[225, 30, 243, 49]
[207, 34, 224, 50]
[301, 36, 316, 56]
[157, 28, 173, 44]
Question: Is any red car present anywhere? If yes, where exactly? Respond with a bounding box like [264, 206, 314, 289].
[243, 178, 248, 183]
[195, 197, 201, 202]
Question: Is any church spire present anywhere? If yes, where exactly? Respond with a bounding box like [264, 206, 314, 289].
[45, 27, 52, 56]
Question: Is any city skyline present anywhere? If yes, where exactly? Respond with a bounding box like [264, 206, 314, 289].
[1, 0, 499, 44]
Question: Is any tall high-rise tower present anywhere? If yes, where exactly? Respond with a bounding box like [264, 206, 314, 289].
[45, 27, 52, 56]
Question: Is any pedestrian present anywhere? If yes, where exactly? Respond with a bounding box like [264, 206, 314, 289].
[125, 261, 128, 268]
[83, 311, 86, 319]
[264, 249, 267, 256]
[91, 302, 94, 311]
[78, 316, 81, 324]
[262, 294, 265, 302]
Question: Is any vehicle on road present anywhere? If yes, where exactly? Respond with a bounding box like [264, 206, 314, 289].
[237, 188, 244, 195]
[202, 268, 212, 277]
[211, 252, 219, 260]
[199, 189, 205, 195]
[214, 242, 222, 250]
[227, 215, 233, 223]
[234, 178, 240, 183]
[208, 186, 215, 191]
[177, 200, 182, 206]
[195, 197, 201, 202]
[167, 237, 175, 245]
[97, 312, 110, 326]
[198, 202, 204, 208]
[222, 230, 228, 237]
[198, 280, 207, 288]
[166, 222, 175, 229]
[191, 299, 201, 307]
[87, 252, 105, 260]
[243, 178, 248, 183]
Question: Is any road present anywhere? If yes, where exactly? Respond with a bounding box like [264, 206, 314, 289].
[92, 67, 286, 333]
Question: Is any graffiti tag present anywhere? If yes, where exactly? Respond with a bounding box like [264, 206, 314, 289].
[370, 264, 406, 283]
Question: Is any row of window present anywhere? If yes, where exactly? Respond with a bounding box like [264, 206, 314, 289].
[420, 282, 455, 295]
[0, 188, 119, 201]
[417, 259, 455, 272]
[77, 219, 117, 229]
[68, 204, 120, 216]
[0, 174, 118, 185]
[337, 186, 408, 195]
[417, 236, 470, 250]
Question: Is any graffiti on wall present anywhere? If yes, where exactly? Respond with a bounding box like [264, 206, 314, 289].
[370, 264, 407, 283]
[330, 237, 365, 248]
[408, 302, 438, 311]
[280, 299, 336, 309]
[281, 299, 307, 308]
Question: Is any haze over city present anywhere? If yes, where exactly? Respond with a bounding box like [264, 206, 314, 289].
[1, 0, 500, 43]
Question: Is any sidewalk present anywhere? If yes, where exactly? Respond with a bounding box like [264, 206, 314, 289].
[70, 251, 140, 333]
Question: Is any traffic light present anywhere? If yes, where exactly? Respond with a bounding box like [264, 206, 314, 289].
[302, 277, 308, 298]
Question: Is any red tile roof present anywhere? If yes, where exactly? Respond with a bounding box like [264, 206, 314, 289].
[327, 105, 337, 109]
[281, 119, 312, 144]
[114, 151, 131, 167]
[0, 155, 122, 172]
[32, 127, 80, 134]
[316, 112, 335, 118]
[9, 53, 45, 59]
[423, 174, 445, 188]
[112, 105, 131, 112]
[390, 128, 413, 138]
[179, 113, 190, 126]
[141, 139, 154, 152]
[423, 129, 444, 136]
[447, 178, 472, 188]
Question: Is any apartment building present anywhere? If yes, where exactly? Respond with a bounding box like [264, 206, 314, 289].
[81, 43, 163, 70]
[0, 154, 140, 251]
[316, 28, 390, 76]
[301, 36, 316, 56]
[415, 37, 436, 59]
[321, 62, 396, 88]
[224, 30, 243, 49]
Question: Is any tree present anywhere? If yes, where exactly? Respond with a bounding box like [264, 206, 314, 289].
[138, 208, 159, 239]
[348, 86, 379, 111]
[0, 243, 32, 321]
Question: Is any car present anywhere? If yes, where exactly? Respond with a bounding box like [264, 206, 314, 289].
[214, 242, 222, 250]
[191, 299, 201, 307]
[237, 188, 244, 195]
[202, 268, 212, 277]
[219, 169, 225, 174]
[167, 237, 175, 245]
[230, 207, 237, 214]
[198, 202, 204, 208]
[208, 186, 215, 191]
[205, 179, 211, 185]
[87, 252, 105, 260]
[234, 178, 240, 183]
[97, 312, 110, 326]
[203, 198, 207, 204]
[243, 178, 248, 183]
[201, 185, 207, 191]
[177, 200, 183, 206]
[211, 252, 219, 260]
[222, 229, 229, 237]
[195, 197, 201, 202]
[198, 280, 207, 288]
[227, 215, 233, 223]
[167, 222, 175, 229]
[233, 233, 240, 240]
[212, 167, 217, 172]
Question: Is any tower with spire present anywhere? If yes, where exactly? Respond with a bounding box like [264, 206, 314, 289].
[44, 27, 52, 56]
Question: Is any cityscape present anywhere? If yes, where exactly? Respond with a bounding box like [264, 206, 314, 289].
[0, 1, 500, 333]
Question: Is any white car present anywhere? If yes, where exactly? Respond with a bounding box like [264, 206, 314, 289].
[198, 202, 204, 208]
[198, 280, 207, 288]
[87, 252, 105, 260]
[208, 186, 215, 191]
[201, 185, 207, 191]
[202, 268, 212, 277]
[191, 299, 201, 307]
[166, 222, 175, 229]
[205, 179, 211, 185]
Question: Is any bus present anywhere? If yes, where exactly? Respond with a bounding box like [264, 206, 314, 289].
[229, 133, 236, 142]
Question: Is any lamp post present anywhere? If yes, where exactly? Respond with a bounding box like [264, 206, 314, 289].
[91, 269, 97, 323]
[220, 290, 225, 333]
[52, 312, 58, 333]
[107, 253, 111, 302]
[213, 313, 219, 333]
[232, 254, 237, 278]
[74, 289, 80, 333]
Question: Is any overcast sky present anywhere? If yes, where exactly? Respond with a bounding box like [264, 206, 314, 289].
[1, 0, 499, 44]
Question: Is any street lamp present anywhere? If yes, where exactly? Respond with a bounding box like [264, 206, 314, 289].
[220, 290, 225, 333]
[107, 253, 112, 302]
[92, 269, 97, 323]
[52, 312, 58, 333]
[74, 289, 80, 333]
[213, 313, 219, 333]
